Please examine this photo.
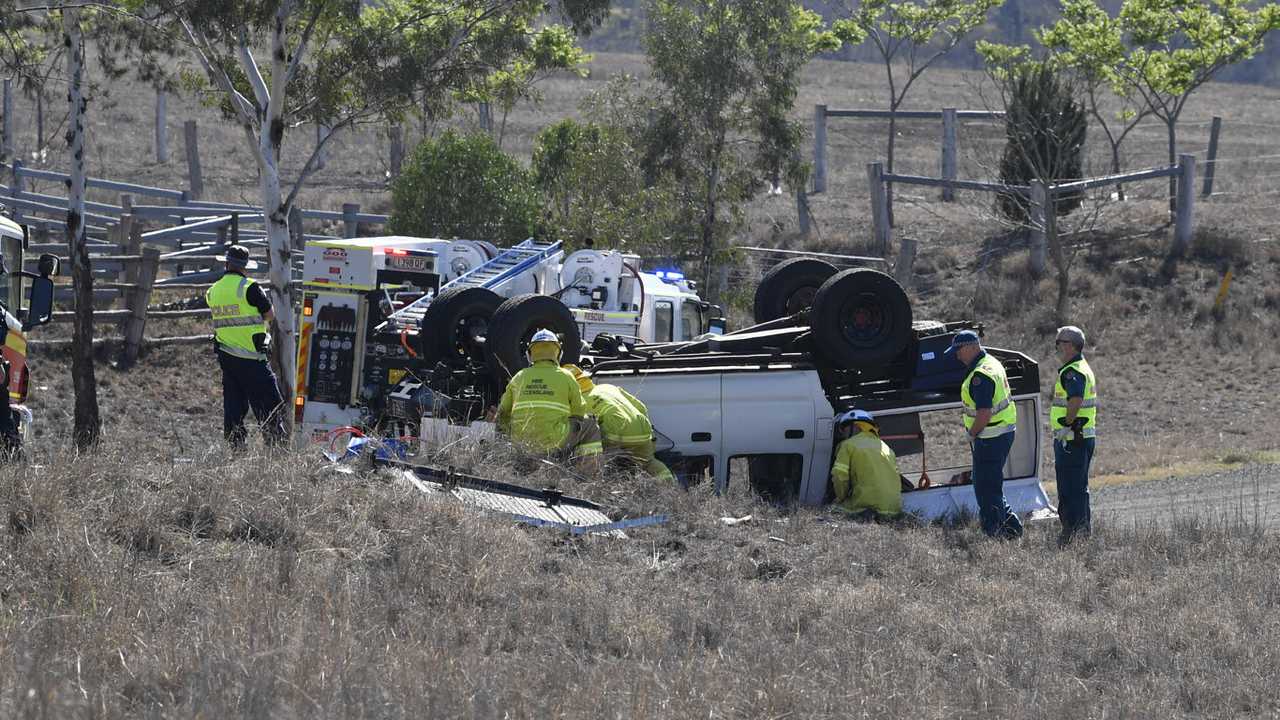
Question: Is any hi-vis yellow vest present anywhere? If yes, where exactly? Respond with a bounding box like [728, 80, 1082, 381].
[1050, 356, 1097, 437]
[960, 353, 1017, 438]
[206, 274, 267, 360]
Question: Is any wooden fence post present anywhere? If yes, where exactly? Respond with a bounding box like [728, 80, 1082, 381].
[2, 78, 12, 161]
[1201, 116, 1221, 198]
[796, 188, 810, 237]
[184, 119, 204, 200]
[867, 162, 891, 256]
[154, 88, 168, 163]
[1029, 180, 1048, 276]
[940, 107, 957, 202]
[1173, 154, 1196, 256]
[389, 124, 404, 180]
[813, 104, 827, 194]
[342, 203, 359, 238]
[10, 158, 23, 196]
[120, 215, 140, 285]
[119, 246, 160, 368]
[895, 235, 916, 285]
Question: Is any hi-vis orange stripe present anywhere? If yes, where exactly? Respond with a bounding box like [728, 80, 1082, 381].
[296, 320, 313, 400]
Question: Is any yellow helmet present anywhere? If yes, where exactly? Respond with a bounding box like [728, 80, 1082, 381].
[564, 364, 594, 393]
[527, 328, 562, 364]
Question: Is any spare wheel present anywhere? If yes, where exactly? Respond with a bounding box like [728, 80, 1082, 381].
[486, 294, 581, 381]
[753, 257, 838, 323]
[418, 286, 503, 366]
[810, 268, 912, 369]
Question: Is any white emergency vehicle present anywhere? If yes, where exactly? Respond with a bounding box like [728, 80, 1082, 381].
[294, 236, 720, 440]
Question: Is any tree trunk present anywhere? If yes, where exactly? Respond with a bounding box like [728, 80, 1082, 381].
[63, 8, 101, 449]
[36, 89, 44, 151]
[1109, 141, 1125, 202]
[1055, 259, 1071, 323]
[260, 10, 297, 429]
[1166, 120, 1178, 218]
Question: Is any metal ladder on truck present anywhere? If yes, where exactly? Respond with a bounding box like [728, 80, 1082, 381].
[384, 238, 563, 331]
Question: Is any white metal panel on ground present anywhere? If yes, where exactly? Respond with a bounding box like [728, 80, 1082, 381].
[394, 468, 635, 537]
[901, 476, 1057, 522]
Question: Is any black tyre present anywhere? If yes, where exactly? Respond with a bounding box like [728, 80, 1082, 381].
[753, 257, 838, 323]
[418, 286, 503, 366]
[474, 240, 500, 260]
[485, 294, 581, 380]
[810, 268, 912, 369]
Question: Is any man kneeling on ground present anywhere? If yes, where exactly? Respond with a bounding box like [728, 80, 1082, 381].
[830, 409, 903, 521]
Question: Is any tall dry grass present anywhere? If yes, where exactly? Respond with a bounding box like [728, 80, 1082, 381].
[1, 438, 1278, 718]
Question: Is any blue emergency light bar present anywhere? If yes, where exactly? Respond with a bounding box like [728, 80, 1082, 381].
[654, 269, 684, 282]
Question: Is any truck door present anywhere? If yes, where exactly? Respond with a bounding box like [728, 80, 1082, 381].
[719, 370, 819, 504]
[608, 371, 721, 488]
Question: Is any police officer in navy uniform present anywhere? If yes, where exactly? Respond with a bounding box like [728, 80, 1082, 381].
[946, 330, 1024, 539]
[1051, 325, 1097, 544]
[206, 245, 286, 448]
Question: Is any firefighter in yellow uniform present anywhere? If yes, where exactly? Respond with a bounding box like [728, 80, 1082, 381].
[496, 329, 602, 465]
[564, 365, 675, 482]
[830, 409, 903, 520]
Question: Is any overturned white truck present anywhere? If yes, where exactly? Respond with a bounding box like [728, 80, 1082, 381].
[582, 258, 1057, 522]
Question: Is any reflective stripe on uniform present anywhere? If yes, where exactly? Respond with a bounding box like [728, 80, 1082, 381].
[575, 441, 604, 456]
[512, 400, 570, 413]
[976, 423, 1016, 439]
[217, 344, 267, 361]
[962, 396, 1012, 417]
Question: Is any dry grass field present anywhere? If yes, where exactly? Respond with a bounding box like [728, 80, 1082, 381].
[3, 436, 1279, 718]
[4, 50, 1280, 717]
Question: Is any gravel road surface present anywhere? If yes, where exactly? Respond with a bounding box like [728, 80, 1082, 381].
[1093, 462, 1280, 528]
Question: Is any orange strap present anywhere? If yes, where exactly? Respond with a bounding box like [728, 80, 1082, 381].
[400, 329, 418, 358]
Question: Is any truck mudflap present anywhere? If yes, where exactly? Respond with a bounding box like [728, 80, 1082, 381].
[901, 476, 1058, 523]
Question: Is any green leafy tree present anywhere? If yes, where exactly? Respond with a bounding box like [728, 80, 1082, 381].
[1037, 0, 1280, 214]
[389, 131, 539, 240]
[643, 0, 837, 293]
[832, 0, 1003, 227]
[131, 0, 604, 414]
[532, 86, 684, 255]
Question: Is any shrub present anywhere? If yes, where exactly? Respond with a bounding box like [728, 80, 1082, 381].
[388, 131, 540, 241]
[997, 62, 1087, 223]
[532, 117, 685, 255]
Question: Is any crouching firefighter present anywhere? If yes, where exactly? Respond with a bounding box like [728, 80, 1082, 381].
[564, 365, 675, 482]
[206, 245, 286, 448]
[830, 410, 903, 521]
[496, 329, 602, 468]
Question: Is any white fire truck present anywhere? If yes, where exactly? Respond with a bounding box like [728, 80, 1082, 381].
[294, 236, 720, 441]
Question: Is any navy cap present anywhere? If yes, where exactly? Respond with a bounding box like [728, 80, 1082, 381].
[217, 244, 251, 269]
[943, 329, 981, 354]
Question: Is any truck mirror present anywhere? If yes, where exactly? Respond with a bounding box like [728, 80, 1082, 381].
[707, 316, 726, 335]
[37, 253, 59, 278]
[24, 276, 54, 330]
